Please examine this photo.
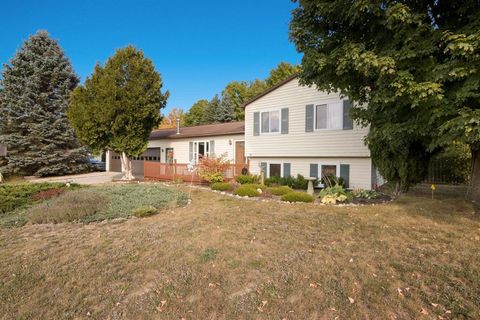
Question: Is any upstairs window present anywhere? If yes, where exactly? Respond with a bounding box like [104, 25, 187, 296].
[315, 103, 342, 130]
[261, 110, 280, 133]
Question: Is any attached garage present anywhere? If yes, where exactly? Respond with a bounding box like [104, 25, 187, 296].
[108, 148, 161, 178]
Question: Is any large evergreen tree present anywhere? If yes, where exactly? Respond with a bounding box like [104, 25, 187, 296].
[290, 0, 480, 197]
[68, 46, 168, 180]
[0, 31, 90, 177]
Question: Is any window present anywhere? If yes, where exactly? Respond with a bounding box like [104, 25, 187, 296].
[192, 141, 211, 163]
[321, 165, 337, 179]
[269, 163, 281, 177]
[261, 110, 280, 133]
[315, 103, 342, 130]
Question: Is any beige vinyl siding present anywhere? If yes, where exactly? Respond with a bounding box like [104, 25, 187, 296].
[249, 157, 372, 190]
[245, 78, 370, 158]
[147, 134, 244, 163]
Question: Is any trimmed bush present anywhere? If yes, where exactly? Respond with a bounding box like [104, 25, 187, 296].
[352, 188, 381, 199]
[267, 186, 293, 196]
[234, 185, 260, 197]
[281, 192, 315, 203]
[242, 183, 266, 191]
[132, 205, 158, 217]
[236, 174, 260, 184]
[211, 182, 233, 191]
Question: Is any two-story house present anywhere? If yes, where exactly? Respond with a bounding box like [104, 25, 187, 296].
[244, 75, 375, 190]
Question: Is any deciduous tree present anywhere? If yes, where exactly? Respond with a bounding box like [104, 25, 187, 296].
[159, 108, 184, 129]
[290, 0, 480, 198]
[68, 46, 168, 180]
[184, 99, 208, 127]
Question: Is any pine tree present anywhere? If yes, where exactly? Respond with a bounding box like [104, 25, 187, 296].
[202, 95, 221, 124]
[0, 30, 90, 177]
[216, 92, 235, 123]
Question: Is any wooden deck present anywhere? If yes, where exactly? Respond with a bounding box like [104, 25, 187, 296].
[144, 161, 248, 183]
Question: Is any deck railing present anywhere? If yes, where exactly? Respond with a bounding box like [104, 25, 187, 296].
[144, 161, 248, 182]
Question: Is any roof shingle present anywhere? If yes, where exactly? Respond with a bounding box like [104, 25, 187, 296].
[149, 121, 245, 140]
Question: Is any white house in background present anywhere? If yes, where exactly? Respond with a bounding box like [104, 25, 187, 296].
[244, 75, 377, 190]
[106, 122, 246, 177]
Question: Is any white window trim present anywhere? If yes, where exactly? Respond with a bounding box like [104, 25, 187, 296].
[192, 140, 211, 164]
[317, 162, 340, 187]
[266, 162, 283, 178]
[314, 101, 345, 132]
[260, 108, 282, 135]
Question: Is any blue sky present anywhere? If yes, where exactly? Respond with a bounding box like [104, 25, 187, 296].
[0, 0, 301, 113]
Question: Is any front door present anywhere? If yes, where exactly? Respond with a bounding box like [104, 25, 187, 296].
[235, 141, 246, 175]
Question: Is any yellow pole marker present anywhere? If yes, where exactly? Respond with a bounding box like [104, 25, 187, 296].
[431, 184, 436, 200]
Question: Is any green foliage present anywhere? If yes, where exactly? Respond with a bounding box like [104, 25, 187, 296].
[265, 62, 301, 87]
[81, 184, 188, 223]
[131, 205, 158, 218]
[242, 183, 266, 191]
[265, 174, 313, 190]
[211, 182, 233, 191]
[281, 192, 314, 203]
[290, 1, 480, 192]
[235, 174, 260, 184]
[27, 190, 108, 224]
[321, 175, 346, 188]
[266, 186, 293, 196]
[427, 142, 471, 184]
[352, 189, 381, 200]
[319, 185, 353, 204]
[184, 99, 208, 127]
[0, 182, 78, 214]
[234, 185, 260, 197]
[68, 46, 168, 157]
[198, 154, 231, 183]
[0, 31, 90, 177]
[199, 248, 218, 263]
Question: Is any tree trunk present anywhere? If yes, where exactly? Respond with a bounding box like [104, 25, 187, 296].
[468, 148, 480, 207]
[120, 152, 134, 180]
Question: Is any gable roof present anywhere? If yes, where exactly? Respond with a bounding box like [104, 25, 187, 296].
[243, 74, 299, 108]
[149, 121, 245, 140]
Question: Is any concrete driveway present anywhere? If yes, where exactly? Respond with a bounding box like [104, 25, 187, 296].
[27, 171, 121, 185]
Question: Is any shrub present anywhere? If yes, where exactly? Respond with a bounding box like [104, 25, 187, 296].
[0, 182, 79, 214]
[198, 154, 231, 183]
[265, 174, 314, 190]
[319, 184, 353, 204]
[281, 192, 315, 203]
[211, 182, 233, 191]
[236, 174, 260, 184]
[132, 205, 158, 217]
[352, 189, 381, 199]
[31, 188, 64, 201]
[27, 190, 108, 224]
[267, 186, 293, 196]
[234, 185, 260, 197]
[242, 183, 266, 191]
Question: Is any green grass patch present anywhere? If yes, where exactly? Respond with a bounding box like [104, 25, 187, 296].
[199, 248, 218, 262]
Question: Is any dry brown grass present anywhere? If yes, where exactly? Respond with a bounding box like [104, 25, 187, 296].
[0, 185, 479, 319]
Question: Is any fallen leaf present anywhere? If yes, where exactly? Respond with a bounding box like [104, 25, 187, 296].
[420, 308, 429, 315]
[348, 297, 355, 304]
[431, 303, 439, 307]
[309, 283, 318, 288]
[397, 288, 404, 297]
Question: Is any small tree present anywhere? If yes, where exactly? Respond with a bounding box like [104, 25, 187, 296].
[68, 46, 168, 180]
[0, 31, 90, 177]
[197, 154, 231, 183]
[159, 108, 184, 129]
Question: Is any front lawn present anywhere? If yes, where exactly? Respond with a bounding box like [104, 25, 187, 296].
[0, 186, 479, 319]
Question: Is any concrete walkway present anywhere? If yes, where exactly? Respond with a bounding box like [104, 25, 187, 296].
[26, 171, 121, 185]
